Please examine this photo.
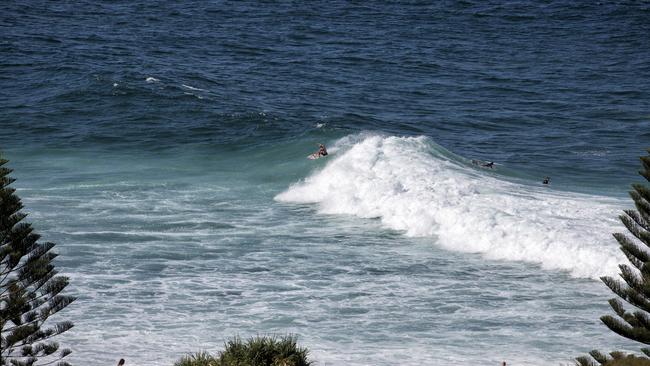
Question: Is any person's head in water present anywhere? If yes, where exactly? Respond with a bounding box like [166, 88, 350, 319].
[543, 176, 550, 184]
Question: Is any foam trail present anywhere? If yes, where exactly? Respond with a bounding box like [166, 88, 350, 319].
[276, 134, 628, 279]
[181, 84, 206, 91]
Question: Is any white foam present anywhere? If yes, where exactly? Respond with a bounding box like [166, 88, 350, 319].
[276, 134, 628, 279]
[181, 84, 206, 91]
[146, 76, 160, 83]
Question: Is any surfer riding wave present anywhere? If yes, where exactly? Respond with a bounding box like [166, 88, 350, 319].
[308, 144, 328, 160]
[318, 144, 328, 157]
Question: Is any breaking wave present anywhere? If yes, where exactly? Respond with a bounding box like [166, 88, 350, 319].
[276, 134, 627, 279]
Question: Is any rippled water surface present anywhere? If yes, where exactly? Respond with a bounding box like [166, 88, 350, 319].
[2, 1, 650, 365]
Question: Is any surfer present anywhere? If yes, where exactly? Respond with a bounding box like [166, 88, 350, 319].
[317, 144, 328, 157]
[543, 176, 550, 185]
[471, 159, 494, 168]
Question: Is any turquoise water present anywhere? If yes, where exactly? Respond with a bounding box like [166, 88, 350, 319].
[2, 1, 650, 365]
[4, 136, 641, 365]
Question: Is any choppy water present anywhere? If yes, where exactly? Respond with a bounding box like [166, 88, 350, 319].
[2, 1, 650, 365]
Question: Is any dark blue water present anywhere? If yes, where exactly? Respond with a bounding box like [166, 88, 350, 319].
[3, 1, 649, 186]
[2, 1, 650, 365]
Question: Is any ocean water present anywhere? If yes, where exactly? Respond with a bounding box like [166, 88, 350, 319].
[2, 1, 650, 365]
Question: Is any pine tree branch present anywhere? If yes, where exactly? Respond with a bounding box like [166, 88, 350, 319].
[2, 322, 74, 355]
[625, 209, 650, 233]
[36, 354, 71, 366]
[640, 154, 650, 182]
[2, 295, 75, 334]
[620, 217, 650, 252]
[631, 191, 650, 229]
[576, 355, 599, 366]
[0, 265, 57, 300]
[590, 350, 610, 364]
[0, 242, 56, 278]
[634, 185, 650, 207]
[602, 275, 650, 314]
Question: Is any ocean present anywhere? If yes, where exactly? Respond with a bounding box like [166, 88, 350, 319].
[2, 1, 650, 365]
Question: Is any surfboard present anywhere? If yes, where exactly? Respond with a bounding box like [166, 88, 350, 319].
[307, 153, 319, 160]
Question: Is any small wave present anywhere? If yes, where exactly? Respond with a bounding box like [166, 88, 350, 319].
[145, 76, 159, 83]
[181, 84, 206, 92]
[572, 149, 611, 157]
[276, 134, 627, 279]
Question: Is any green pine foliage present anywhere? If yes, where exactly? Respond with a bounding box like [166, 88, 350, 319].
[174, 335, 312, 366]
[0, 156, 75, 366]
[174, 352, 218, 366]
[577, 150, 650, 366]
[576, 351, 650, 366]
[603, 354, 650, 366]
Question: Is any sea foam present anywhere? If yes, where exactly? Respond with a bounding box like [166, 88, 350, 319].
[275, 134, 628, 279]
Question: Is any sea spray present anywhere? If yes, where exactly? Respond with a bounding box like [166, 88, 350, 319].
[276, 134, 627, 279]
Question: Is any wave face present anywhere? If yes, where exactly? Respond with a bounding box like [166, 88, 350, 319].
[276, 134, 626, 279]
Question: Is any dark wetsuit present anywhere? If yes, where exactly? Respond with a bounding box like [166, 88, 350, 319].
[319, 147, 328, 156]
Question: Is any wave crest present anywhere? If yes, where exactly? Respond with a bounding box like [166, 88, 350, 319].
[275, 134, 627, 279]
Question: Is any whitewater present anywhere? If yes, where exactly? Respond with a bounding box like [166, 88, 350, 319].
[8, 133, 637, 366]
[4, 1, 649, 365]
[277, 134, 627, 279]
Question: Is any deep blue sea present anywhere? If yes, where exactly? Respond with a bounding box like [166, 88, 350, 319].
[2, 1, 650, 365]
